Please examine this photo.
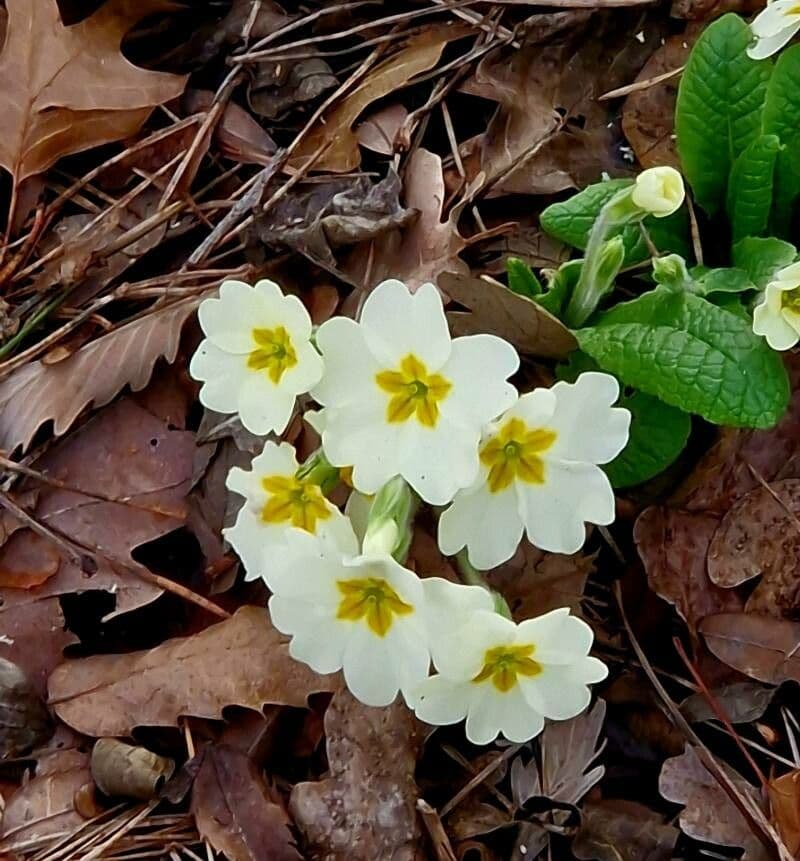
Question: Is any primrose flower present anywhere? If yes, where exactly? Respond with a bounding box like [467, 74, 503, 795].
[411, 608, 607, 744]
[312, 279, 519, 505]
[190, 279, 323, 435]
[747, 0, 800, 59]
[631, 166, 685, 218]
[752, 261, 800, 350]
[438, 373, 630, 568]
[225, 441, 355, 580]
[267, 528, 436, 706]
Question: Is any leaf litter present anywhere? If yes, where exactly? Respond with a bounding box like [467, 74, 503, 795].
[0, 2, 798, 861]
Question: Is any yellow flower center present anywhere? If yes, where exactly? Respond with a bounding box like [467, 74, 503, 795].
[472, 644, 542, 693]
[248, 326, 297, 384]
[781, 288, 800, 314]
[789, 2, 800, 15]
[375, 354, 452, 428]
[260, 474, 331, 532]
[336, 577, 414, 637]
[480, 417, 557, 493]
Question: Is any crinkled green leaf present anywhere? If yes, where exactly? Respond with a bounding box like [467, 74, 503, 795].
[732, 236, 796, 289]
[726, 134, 780, 241]
[506, 257, 542, 298]
[763, 45, 800, 234]
[576, 286, 789, 428]
[540, 180, 690, 264]
[694, 267, 756, 296]
[676, 14, 771, 215]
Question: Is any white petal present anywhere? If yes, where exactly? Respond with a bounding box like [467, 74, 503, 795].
[280, 341, 324, 396]
[466, 684, 544, 745]
[519, 663, 592, 721]
[189, 340, 249, 412]
[748, 21, 800, 58]
[312, 317, 383, 407]
[341, 625, 402, 706]
[317, 511, 360, 556]
[410, 674, 474, 725]
[227, 442, 298, 501]
[520, 461, 615, 554]
[260, 285, 313, 341]
[547, 373, 631, 465]
[224, 507, 271, 581]
[421, 578, 495, 668]
[400, 420, 479, 505]
[438, 482, 524, 570]
[509, 387, 557, 427]
[283, 616, 350, 675]
[433, 610, 516, 679]
[198, 280, 262, 353]
[516, 609, 594, 664]
[751, 0, 800, 37]
[773, 261, 800, 285]
[440, 335, 520, 426]
[264, 529, 342, 597]
[237, 375, 296, 436]
[360, 280, 452, 369]
[344, 490, 372, 544]
[753, 297, 800, 350]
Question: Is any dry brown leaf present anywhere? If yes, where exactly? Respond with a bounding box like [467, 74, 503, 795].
[290, 688, 423, 860]
[0, 296, 201, 454]
[671, 0, 762, 19]
[90, 739, 174, 801]
[48, 606, 335, 736]
[440, 272, 577, 360]
[248, 57, 337, 120]
[634, 507, 743, 634]
[572, 799, 678, 861]
[0, 658, 52, 760]
[0, 0, 187, 184]
[355, 103, 408, 155]
[681, 681, 777, 725]
[291, 27, 465, 172]
[191, 745, 301, 861]
[659, 745, 768, 860]
[700, 613, 800, 685]
[768, 771, 800, 856]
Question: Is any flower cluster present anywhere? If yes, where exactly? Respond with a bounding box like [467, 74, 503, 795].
[192, 276, 626, 744]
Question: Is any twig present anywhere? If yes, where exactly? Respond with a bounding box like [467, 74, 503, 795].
[599, 65, 684, 101]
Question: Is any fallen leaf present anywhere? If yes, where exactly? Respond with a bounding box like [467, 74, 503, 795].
[707, 479, 800, 616]
[671, 0, 762, 19]
[572, 799, 678, 861]
[659, 745, 768, 860]
[700, 613, 800, 685]
[345, 149, 469, 290]
[48, 606, 335, 736]
[291, 27, 465, 172]
[622, 32, 697, 169]
[768, 771, 800, 856]
[0, 397, 202, 617]
[290, 687, 423, 860]
[681, 681, 777, 725]
[440, 272, 578, 360]
[0, 0, 187, 183]
[355, 103, 408, 155]
[0, 296, 201, 454]
[191, 745, 301, 861]
[634, 507, 743, 634]
[90, 738, 174, 801]
[0, 658, 52, 760]
[248, 57, 337, 120]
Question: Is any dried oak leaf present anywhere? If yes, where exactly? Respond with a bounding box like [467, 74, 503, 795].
[441, 272, 579, 360]
[700, 613, 800, 685]
[345, 148, 468, 291]
[572, 799, 678, 861]
[48, 606, 335, 737]
[707, 479, 800, 616]
[290, 688, 424, 861]
[0, 296, 201, 454]
[0, 0, 187, 183]
[659, 745, 769, 861]
[0, 658, 52, 760]
[0, 397, 202, 619]
[191, 745, 301, 861]
[291, 27, 465, 173]
[768, 770, 800, 856]
[633, 507, 743, 634]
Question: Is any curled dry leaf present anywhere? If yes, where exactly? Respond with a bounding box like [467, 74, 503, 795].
[681, 681, 777, 725]
[768, 771, 800, 856]
[355, 103, 408, 155]
[441, 272, 578, 360]
[0, 0, 187, 183]
[700, 613, 800, 685]
[90, 738, 175, 801]
[191, 745, 301, 861]
[291, 27, 466, 173]
[572, 799, 678, 861]
[290, 688, 423, 861]
[0, 658, 52, 760]
[707, 479, 800, 616]
[48, 606, 335, 737]
[659, 745, 768, 861]
[0, 296, 202, 454]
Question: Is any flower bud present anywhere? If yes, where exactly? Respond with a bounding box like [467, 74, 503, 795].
[631, 166, 685, 218]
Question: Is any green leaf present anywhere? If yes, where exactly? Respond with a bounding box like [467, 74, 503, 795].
[605, 391, 691, 488]
[763, 45, 800, 234]
[576, 286, 790, 428]
[676, 14, 771, 215]
[536, 259, 580, 317]
[506, 257, 542, 298]
[726, 135, 780, 241]
[693, 267, 756, 296]
[732, 236, 796, 288]
[540, 180, 691, 265]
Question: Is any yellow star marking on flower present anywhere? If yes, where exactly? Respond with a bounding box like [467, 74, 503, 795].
[472, 644, 542, 693]
[248, 326, 297, 384]
[480, 418, 557, 493]
[336, 577, 414, 637]
[260, 474, 331, 532]
[375, 354, 452, 428]
[781, 288, 800, 314]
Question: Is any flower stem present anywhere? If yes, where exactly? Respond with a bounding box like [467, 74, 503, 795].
[455, 550, 512, 620]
